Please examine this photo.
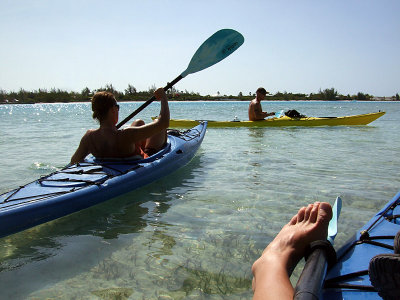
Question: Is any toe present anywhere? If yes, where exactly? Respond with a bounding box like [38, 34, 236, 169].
[297, 206, 306, 222]
[309, 202, 320, 223]
[303, 204, 313, 221]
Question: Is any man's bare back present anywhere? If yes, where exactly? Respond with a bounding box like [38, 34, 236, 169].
[79, 127, 137, 159]
[248, 99, 265, 121]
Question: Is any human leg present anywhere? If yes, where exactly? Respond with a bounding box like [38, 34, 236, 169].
[130, 119, 147, 150]
[252, 202, 332, 300]
[142, 118, 167, 154]
[143, 129, 167, 154]
[130, 119, 167, 154]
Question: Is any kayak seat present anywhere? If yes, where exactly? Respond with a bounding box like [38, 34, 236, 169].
[324, 202, 400, 293]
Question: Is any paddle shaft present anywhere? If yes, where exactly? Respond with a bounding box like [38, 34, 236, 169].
[293, 248, 329, 300]
[116, 75, 183, 129]
[115, 29, 244, 129]
[294, 197, 341, 300]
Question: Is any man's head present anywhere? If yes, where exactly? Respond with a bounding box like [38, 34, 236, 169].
[256, 87, 267, 96]
[256, 87, 268, 100]
[91, 91, 118, 122]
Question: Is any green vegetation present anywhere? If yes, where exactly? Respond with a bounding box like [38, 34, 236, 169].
[0, 85, 397, 104]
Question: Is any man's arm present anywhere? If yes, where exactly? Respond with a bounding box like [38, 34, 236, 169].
[121, 88, 170, 143]
[254, 103, 275, 119]
[250, 102, 273, 120]
[253, 103, 265, 119]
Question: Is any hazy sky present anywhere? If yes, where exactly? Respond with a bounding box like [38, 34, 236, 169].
[1, 0, 399, 96]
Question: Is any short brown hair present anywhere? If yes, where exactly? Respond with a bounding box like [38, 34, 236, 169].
[256, 87, 267, 95]
[91, 91, 117, 121]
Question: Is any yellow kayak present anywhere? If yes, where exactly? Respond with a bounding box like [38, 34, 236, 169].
[166, 111, 385, 128]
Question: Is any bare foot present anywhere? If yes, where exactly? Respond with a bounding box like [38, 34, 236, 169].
[252, 202, 332, 300]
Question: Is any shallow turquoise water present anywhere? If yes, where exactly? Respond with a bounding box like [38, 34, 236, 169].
[0, 101, 399, 299]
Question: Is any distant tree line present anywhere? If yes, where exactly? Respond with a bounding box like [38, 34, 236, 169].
[267, 88, 380, 101]
[0, 85, 398, 104]
[0, 84, 206, 104]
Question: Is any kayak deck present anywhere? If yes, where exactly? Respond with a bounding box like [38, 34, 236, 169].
[0, 123, 207, 238]
[322, 191, 400, 299]
[168, 111, 385, 128]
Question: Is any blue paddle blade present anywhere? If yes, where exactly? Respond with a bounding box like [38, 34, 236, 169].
[327, 196, 342, 244]
[180, 29, 244, 78]
[275, 110, 285, 118]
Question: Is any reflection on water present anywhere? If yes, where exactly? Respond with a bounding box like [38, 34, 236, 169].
[0, 101, 399, 299]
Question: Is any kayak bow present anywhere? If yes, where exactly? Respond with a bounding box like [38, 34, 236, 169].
[322, 191, 400, 299]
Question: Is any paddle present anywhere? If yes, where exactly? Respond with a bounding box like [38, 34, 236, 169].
[294, 197, 342, 300]
[275, 110, 284, 118]
[116, 29, 245, 129]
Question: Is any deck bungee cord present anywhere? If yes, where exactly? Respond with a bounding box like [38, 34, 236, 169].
[295, 193, 400, 299]
[324, 197, 400, 294]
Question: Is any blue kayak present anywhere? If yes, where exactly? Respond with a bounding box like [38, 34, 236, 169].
[322, 191, 400, 299]
[0, 122, 207, 238]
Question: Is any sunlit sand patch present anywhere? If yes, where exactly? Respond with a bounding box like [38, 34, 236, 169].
[0, 237, 18, 260]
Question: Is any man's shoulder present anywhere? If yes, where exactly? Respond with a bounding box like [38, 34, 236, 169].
[83, 129, 96, 136]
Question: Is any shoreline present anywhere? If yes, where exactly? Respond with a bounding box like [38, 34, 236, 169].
[1, 99, 399, 105]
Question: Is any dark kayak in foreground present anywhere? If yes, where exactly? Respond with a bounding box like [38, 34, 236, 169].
[166, 111, 385, 128]
[321, 191, 400, 299]
[0, 122, 207, 238]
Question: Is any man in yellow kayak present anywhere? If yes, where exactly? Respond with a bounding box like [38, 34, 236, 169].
[248, 87, 275, 121]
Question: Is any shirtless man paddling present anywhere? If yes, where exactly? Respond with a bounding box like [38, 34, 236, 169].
[70, 88, 169, 164]
[248, 87, 275, 121]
